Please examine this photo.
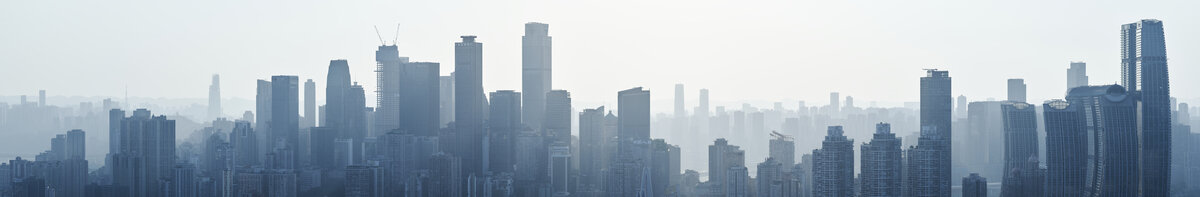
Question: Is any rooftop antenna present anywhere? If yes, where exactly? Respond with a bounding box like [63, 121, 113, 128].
[393, 23, 400, 45]
[373, 25, 385, 45]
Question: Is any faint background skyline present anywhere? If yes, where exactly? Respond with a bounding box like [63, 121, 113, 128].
[3, 0, 1199, 114]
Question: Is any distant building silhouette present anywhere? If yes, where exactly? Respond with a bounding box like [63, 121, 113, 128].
[522, 22, 552, 134]
[1067, 62, 1087, 89]
[209, 74, 221, 120]
[110, 109, 175, 197]
[962, 173, 987, 197]
[999, 102, 1043, 197]
[454, 35, 487, 178]
[270, 75, 299, 169]
[1006, 79, 1025, 102]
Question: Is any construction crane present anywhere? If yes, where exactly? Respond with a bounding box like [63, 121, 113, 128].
[770, 131, 793, 141]
[373, 25, 385, 45]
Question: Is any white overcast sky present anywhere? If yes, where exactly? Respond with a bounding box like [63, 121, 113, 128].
[2, 0, 1199, 111]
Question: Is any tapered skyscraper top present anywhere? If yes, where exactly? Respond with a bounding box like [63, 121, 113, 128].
[208, 74, 221, 119]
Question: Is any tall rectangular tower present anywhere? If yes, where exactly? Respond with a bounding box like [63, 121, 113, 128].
[454, 35, 486, 177]
[270, 75, 299, 169]
[1121, 19, 1172, 196]
[523, 22, 552, 133]
[913, 69, 952, 197]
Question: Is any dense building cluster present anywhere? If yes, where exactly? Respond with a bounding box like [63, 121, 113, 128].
[0, 19, 1198, 197]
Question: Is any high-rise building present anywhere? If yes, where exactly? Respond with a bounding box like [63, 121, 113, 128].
[955, 95, 967, 119]
[172, 163, 197, 197]
[522, 22, 552, 134]
[65, 129, 85, 160]
[326, 59, 352, 134]
[374, 45, 410, 134]
[999, 102, 1042, 197]
[860, 123, 902, 197]
[1067, 62, 1088, 89]
[965, 101, 1005, 179]
[812, 126, 854, 197]
[1042, 99, 1087, 197]
[962, 173, 987, 197]
[829, 92, 840, 116]
[609, 87, 652, 196]
[911, 69, 952, 197]
[578, 106, 609, 193]
[726, 166, 750, 197]
[708, 138, 743, 194]
[673, 84, 687, 137]
[549, 142, 571, 196]
[397, 62, 440, 137]
[454, 35, 487, 177]
[769, 134, 795, 167]
[1055, 85, 1140, 196]
[1007, 79, 1026, 102]
[304, 79, 315, 128]
[231, 121, 258, 167]
[347, 83, 368, 163]
[697, 89, 710, 136]
[618, 87, 651, 140]
[439, 74, 455, 129]
[308, 127, 336, 170]
[255, 80, 271, 164]
[545, 90, 571, 142]
[209, 74, 221, 120]
[428, 152, 463, 197]
[488, 90, 521, 173]
[270, 75, 299, 169]
[1121, 19, 1172, 196]
[111, 109, 176, 197]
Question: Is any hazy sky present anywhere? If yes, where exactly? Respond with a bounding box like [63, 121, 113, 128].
[3, 0, 1199, 112]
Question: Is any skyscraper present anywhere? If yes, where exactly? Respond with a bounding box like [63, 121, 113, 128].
[209, 74, 221, 120]
[697, 88, 710, 136]
[544, 90, 571, 143]
[65, 129, 85, 160]
[769, 134, 795, 167]
[522, 22, 552, 134]
[398, 62, 441, 136]
[304, 79, 315, 128]
[231, 121, 258, 167]
[1006, 79, 1025, 102]
[1067, 62, 1087, 89]
[1061, 85, 1139, 196]
[962, 173, 987, 197]
[454, 35, 487, 177]
[1000, 102, 1042, 197]
[812, 126, 854, 197]
[347, 83, 368, 163]
[439, 74, 455, 129]
[255, 79, 272, 164]
[578, 106, 609, 193]
[1042, 99, 1086, 197]
[344, 165, 386, 197]
[860, 123, 901, 197]
[1121, 19, 1172, 196]
[270, 75, 299, 169]
[911, 69, 952, 197]
[111, 109, 176, 197]
[612, 87, 652, 196]
[488, 90, 521, 173]
[673, 84, 687, 137]
[618, 87, 651, 140]
[708, 138, 744, 195]
[375, 45, 410, 135]
[326, 60, 352, 135]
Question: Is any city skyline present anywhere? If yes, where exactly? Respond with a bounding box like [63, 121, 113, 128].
[0, 2, 1197, 196]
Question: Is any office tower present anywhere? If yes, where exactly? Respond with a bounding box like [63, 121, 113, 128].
[65, 129, 84, 160]
[398, 62, 441, 136]
[37, 90, 45, 107]
[999, 102, 1042, 197]
[756, 158, 783, 197]
[1067, 62, 1088, 89]
[618, 87, 651, 140]
[965, 101, 1004, 179]
[203, 133, 232, 177]
[545, 90, 571, 142]
[708, 138, 744, 194]
[1052, 85, 1139, 196]
[769, 133, 795, 166]
[962, 173, 987, 197]
[345, 165, 386, 197]
[375, 45, 409, 134]
[49, 134, 65, 160]
[270, 75, 299, 169]
[111, 109, 176, 197]
[326, 59, 353, 135]
[255, 79, 271, 164]
[439, 74, 455, 128]
[513, 129, 545, 193]
[304, 79, 315, 128]
[231, 121, 258, 167]
[109, 109, 124, 156]
[209, 74, 221, 119]
[454, 35, 487, 177]
[955, 95, 967, 119]
[1121, 19, 1172, 196]
[698, 89, 710, 135]
[1046, 100, 1094, 197]
[522, 22, 552, 133]
[861, 123, 901, 197]
[829, 92, 840, 116]
[813, 126, 854, 197]
[1006, 79, 1026, 102]
[648, 139, 677, 196]
[726, 166, 750, 197]
[347, 83, 367, 162]
[673, 84, 687, 137]
[549, 142, 571, 196]
[578, 106, 609, 192]
[488, 90, 521, 173]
